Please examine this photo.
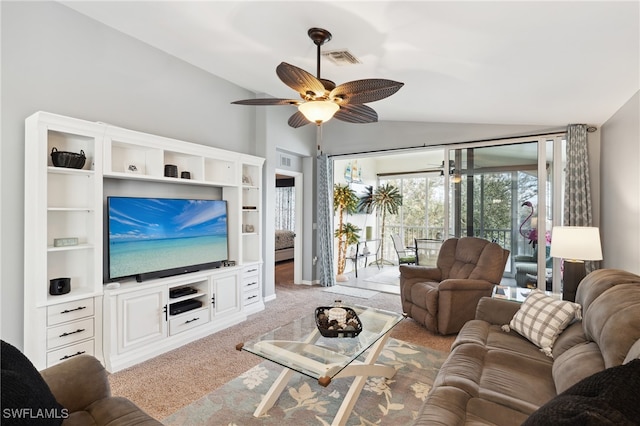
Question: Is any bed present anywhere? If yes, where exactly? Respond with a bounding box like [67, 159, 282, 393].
[275, 230, 295, 262]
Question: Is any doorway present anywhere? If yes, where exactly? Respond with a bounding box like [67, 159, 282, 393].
[275, 170, 303, 284]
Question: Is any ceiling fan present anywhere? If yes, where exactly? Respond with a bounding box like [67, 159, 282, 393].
[232, 28, 404, 128]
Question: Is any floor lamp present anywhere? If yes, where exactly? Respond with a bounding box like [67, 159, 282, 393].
[550, 226, 603, 302]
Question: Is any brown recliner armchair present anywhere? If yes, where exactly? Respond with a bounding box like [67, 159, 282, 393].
[400, 237, 509, 335]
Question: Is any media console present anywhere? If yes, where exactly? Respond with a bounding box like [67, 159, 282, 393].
[23, 112, 265, 372]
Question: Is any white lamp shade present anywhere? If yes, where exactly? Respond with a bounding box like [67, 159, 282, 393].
[298, 101, 339, 124]
[550, 226, 603, 261]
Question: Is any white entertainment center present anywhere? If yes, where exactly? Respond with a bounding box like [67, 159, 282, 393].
[24, 111, 265, 372]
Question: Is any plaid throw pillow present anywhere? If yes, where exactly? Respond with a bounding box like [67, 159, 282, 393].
[502, 290, 582, 357]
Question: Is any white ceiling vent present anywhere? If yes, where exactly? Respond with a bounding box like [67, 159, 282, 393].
[322, 49, 361, 66]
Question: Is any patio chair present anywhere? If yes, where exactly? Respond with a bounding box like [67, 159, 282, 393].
[391, 234, 416, 265]
[400, 237, 509, 335]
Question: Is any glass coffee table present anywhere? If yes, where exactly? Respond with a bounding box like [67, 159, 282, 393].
[493, 285, 562, 302]
[236, 305, 405, 425]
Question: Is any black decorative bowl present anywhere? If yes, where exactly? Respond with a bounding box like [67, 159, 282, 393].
[51, 147, 86, 169]
[315, 306, 363, 338]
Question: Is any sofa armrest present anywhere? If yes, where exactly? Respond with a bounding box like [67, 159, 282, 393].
[438, 279, 496, 292]
[40, 354, 110, 413]
[475, 297, 521, 325]
[399, 265, 442, 281]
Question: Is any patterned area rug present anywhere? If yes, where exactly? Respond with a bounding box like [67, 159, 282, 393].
[163, 338, 447, 425]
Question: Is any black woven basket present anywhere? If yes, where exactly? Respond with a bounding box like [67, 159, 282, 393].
[315, 306, 363, 338]
[51, 147, 86, 169]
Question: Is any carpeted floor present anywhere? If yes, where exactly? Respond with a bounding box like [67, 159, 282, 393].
[163, 338, 448, 425]
[107, 281, 456, 421]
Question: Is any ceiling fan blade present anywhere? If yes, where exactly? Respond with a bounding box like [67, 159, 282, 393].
[287, 111, 311, 128]
[330, 79, 404, 105]
[334, 104, 378, 124]
[276, 62, 326, 98]
[231, 98, 300, 106]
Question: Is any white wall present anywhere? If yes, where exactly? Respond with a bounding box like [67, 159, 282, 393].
[259, 107, 315, 294]
[600, 91, 640, 273]
[0, 1, 262, 348]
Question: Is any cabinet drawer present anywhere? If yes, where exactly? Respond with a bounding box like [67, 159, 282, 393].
[47, 317, 94, 350]
[243, 289, 261, 306]
[242, 276, 260, 291]
[47, 298, 94, 326]
[243, 265, 260, 278]
[47, 339, 94, 368]
[168, 307, 209, 336]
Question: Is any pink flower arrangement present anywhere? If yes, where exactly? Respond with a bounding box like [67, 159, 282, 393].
[527, 228, 551, 247]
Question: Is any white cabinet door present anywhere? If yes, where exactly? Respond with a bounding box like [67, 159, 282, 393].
[212, 273, 240, 317]
[117, 288, 167, 353]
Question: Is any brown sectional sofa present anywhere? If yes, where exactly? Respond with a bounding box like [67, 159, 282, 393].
[415, 268, 640, 425]
[1, 340, 161, 426]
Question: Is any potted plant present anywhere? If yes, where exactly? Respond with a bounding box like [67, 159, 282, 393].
[360, 183, 403, 264]
[333, 184, 360, 281]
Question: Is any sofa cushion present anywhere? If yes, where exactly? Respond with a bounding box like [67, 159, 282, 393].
[503, 290, 581, 357]
[1, 340, 65, 425]
[552, 342, 605, 393]
[523, 358, 640, 425]
[551, 321, 588, 359]
[581, 282, 640, 368]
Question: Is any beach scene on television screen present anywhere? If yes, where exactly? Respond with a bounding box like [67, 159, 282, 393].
[109, 198, 228, 279]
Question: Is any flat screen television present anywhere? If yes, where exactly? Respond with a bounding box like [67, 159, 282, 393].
[107, 196, 229, 282]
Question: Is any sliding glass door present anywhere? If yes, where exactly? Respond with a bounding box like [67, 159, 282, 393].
[445, 136, 564, 289]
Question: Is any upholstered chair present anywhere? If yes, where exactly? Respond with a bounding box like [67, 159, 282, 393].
[400, 237, 509, 335]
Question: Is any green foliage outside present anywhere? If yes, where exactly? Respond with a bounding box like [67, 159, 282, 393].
[333, 184, 360, 275]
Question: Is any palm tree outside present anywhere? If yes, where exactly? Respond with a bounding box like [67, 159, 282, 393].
[333, 184, 360, 280]
[360, 183, 403, 264]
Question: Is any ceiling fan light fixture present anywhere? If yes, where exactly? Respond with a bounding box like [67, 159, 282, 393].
[298, 100, 339, 124]
[231, 28, 403, 128]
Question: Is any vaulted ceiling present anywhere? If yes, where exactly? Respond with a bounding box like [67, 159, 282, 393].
[62, 1, 639, 127]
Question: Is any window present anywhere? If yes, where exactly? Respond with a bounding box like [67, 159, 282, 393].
[379, 173, 445, 261]
[275, 186, 295, 231]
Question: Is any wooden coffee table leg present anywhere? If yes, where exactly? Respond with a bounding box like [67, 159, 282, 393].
[253, 367, 295, 417]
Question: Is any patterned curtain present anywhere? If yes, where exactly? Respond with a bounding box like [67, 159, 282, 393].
[317, 153, 335, 287]
[564, 124, 597, 272]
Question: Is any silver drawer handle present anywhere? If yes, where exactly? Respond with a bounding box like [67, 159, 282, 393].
[59, 328, 85, 338]
[60, 351, 85, 361]
[246, 281, 258, 286]
[247, 268, 257, 273]
[247, 295, 258, 300]
[61, 306, 86, 314]
[185, 317, 200, 324]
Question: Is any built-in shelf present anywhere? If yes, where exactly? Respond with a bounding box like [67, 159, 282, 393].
[25, 111, 265, 373]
